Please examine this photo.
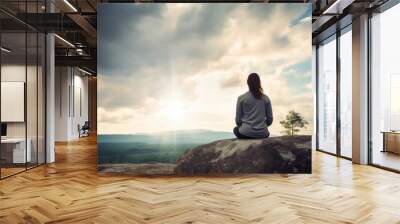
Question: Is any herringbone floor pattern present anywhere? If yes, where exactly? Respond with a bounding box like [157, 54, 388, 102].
[1, 136, 400, 224]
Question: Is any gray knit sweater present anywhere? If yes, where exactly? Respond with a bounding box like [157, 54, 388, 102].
[235, 91, 273, 138]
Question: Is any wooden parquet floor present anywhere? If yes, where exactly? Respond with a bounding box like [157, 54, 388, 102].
[1, 136, 400, 224]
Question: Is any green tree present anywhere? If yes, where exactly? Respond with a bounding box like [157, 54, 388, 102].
[280, 110, 309, 135]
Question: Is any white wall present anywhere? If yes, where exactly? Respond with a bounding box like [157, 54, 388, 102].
[1, 65, 27, 139]
[55, 67, 70, 141]
[55, 67, 89, 141]
[1, 65, 39, 137]
[1, 64, 46, 164]
[72, 73, 89, 138]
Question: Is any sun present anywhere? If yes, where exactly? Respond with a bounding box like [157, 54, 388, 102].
[164, 99, 185, 120]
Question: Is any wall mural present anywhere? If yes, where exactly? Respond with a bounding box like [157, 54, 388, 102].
[98, 3, 313, 175]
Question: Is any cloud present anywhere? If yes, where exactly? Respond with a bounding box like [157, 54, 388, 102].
[220, 74, 244, 88]
[289, 4, 312, 27]
[173, 4, 236, 41]
[282, 59, 312, 93]
[98, 107, 135, 124]
[300, 16, 312, 23]
[98, 4, 166, 75]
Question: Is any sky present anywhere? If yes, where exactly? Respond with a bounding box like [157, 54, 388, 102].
[98, 3, 312, 135]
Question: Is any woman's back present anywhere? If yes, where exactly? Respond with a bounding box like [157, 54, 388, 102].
[235, 91, 273, 138]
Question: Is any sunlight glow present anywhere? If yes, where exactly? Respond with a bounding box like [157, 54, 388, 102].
[165, 99, 185, 121]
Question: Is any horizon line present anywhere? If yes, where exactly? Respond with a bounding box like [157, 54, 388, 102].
[98, 129, 234, 135]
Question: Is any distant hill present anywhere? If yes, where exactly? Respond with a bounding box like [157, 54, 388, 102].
[98, 130, 235, 164]
[98, 130, 235, 145]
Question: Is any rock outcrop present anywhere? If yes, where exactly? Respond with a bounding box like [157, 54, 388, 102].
[175, 135, 311, 174]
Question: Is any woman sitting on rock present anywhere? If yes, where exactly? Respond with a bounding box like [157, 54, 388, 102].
[233, 73, 273, 139]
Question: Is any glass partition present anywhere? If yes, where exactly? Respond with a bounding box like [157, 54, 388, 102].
[317, 36, 337, 154]
[0, 1, 46, 179]
[1, 31, 28, 177]
[38, 32, 45, 165]
[339, 28, 352, 158]
[371, 3, 400, 171]
[27, 31, 38, 169]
